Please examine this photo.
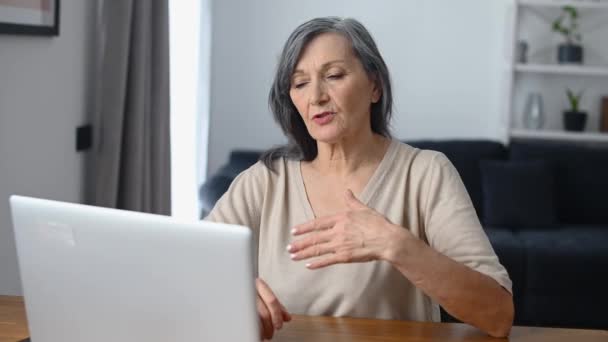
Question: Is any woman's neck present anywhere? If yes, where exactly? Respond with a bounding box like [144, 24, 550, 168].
[312, 130, 390, 176]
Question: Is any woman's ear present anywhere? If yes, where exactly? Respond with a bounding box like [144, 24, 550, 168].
[371, 75, 381, 104]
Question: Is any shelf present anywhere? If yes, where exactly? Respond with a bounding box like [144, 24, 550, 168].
[510, 128, 608, 142]
[515, 64, 608, 76]
[505, 1, 608, 145]
[518, 0, 608, 9]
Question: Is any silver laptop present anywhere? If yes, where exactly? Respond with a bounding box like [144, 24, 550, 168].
[10, 195, 259, 342]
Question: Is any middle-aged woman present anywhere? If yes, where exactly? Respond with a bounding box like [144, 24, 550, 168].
[206, 17, 514, 340]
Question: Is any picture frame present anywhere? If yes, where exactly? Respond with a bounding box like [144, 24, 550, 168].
[0, 0, 60, 36]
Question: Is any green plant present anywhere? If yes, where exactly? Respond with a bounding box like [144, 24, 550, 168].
[566, 88, 583, 112]
[552, 6, 582, 45]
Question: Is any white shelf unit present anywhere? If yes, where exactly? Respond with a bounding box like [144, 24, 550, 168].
[515, 64, 608, 76]
[503, 0, 608, 143]
[518, 0, 608, 9]
[511, 128, 608, 142]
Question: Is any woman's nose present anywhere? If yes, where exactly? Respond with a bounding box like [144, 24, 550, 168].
[309, 80, 329, 105]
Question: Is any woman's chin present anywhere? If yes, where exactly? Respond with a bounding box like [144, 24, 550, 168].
[309, 129, 344, 144]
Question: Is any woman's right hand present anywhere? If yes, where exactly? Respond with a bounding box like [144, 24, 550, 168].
[256, 278, 292, 340]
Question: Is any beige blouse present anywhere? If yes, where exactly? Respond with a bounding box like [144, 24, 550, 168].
[205, 139, 512, 322]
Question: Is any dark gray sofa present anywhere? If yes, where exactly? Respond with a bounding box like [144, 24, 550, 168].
[199, 139, 608, 329]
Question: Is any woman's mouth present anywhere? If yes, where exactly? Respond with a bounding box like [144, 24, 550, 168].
[312, 112, 335, 125]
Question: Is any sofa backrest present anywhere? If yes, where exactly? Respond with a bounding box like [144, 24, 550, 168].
[510, 141, 608, 225]
[219, 151, 262, 177]
[204, 140, 608, 225]
[405, 140, 508, 219]
[204, 140, 508, 220]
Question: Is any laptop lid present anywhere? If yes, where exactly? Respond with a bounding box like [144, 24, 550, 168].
[10, 195, 258, 342]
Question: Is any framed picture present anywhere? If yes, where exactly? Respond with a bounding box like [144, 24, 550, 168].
[0, 0, 60, 36]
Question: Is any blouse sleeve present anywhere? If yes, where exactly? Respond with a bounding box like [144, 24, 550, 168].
[422, 152, 512, 293]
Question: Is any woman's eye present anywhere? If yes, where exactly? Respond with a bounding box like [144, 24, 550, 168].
[293, 82, 308, 89]
[327, 74, 344, 80]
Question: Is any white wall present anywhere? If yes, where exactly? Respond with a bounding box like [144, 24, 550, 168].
[208, 0, 510, 175]
[0, 0, 95, 295]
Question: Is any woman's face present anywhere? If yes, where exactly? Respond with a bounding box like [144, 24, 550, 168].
[289, 33, 380, 144]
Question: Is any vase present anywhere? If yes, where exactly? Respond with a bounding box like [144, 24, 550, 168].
[564, 111, 587, 131]
[558, 44, 583, 64]
[517, 40, 528, 64]
[523, 93, 544, 130]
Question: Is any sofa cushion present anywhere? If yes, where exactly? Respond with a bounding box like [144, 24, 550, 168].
[518, 226, 608, 293]
[480, 160, 557, 227]
[483, 227, 527, 324]
[510, 141, 608, 225]
[517, 226, 608, 329]
[405, 140, 507, 219]
[522, 291, 608, 329]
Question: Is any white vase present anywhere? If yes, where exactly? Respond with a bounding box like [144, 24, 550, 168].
[523, 93, 544, 130]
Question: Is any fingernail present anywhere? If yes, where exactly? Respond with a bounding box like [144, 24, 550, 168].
[305, 263, 311, 268]
[291, 228, 297, 234]
[290, 253, 297, 259]
[286, 244, 293, 252]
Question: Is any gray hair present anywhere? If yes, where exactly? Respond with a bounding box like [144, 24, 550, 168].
[262, 17, 393, 170]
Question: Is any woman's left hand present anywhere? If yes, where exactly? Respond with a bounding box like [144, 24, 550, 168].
[287, 190, 406, 269]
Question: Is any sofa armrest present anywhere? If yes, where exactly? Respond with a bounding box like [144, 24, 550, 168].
[199, 174, 234, 219]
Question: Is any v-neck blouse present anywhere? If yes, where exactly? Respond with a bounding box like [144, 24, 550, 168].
[205, 140, 511, 322]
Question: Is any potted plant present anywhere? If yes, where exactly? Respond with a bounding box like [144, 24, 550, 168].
[563, 89, 587, 132]
[552, 6, 583, 64]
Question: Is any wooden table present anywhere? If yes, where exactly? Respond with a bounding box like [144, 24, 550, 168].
[0, 297, 27, 342]
[2, 296, 607, 342]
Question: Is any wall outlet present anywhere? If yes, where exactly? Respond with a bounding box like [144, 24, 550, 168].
[76, 125, 92, 151]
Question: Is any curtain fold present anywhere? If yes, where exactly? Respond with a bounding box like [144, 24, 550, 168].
[86, 0, 171, 215]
